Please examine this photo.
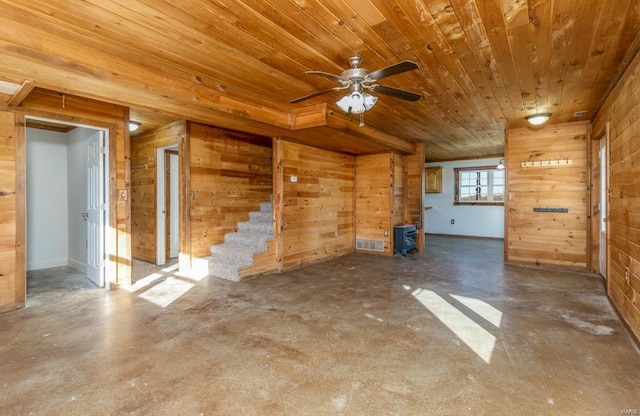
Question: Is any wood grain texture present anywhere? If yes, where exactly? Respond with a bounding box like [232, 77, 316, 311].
[406, 142, 425, 251]
[281, 141, 354, 269]
[130, 120, 185, 262]
[0, 1, 637, 161]
[355, 154, 393, 255]
[0, 111, 17, 312]
[505, 122, 589, 269]
[188, 123, 273, 258]
[593, 49, 640, 341]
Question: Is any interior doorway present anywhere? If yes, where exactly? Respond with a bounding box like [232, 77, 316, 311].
[599, 134, 608, 279]
[156, 146, 180, 265]
[25, 117, 109, 299]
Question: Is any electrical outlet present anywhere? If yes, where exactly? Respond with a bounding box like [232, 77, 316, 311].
[450, 219, 455, 225]
[384, 229, 388, 236]
[625, 267, 630, 284]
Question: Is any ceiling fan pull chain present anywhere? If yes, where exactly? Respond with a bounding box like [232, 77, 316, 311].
[360, 113, 365, 127]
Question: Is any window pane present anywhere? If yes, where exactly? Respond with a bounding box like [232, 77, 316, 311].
[455, 167, 505, 205]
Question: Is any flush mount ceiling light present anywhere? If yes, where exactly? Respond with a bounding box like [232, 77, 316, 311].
[128, 121, 140, 132]
[525, 113, 551, 126]
[497, 159, 505, 170]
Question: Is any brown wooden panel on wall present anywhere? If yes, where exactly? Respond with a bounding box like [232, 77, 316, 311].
[355, 153, 393, 255]
[594, 48, 640, 341]
[0, 111, 18, 312]
[281, 141, 354, 269]
[130, 120, 185, 263]
[505, 122, 589, 270]
[188, 123, 273, 259]
[393, 154, 406, 228]
[406, 142, 425, 252]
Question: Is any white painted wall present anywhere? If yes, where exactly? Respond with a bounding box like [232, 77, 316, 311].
[424, 157, 505, 239]
[67, 127, 92, 272]
[26, 128, 69, 270]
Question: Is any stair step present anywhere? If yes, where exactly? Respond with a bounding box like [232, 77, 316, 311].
[224, 232, 269, 251]
[208, 261, 240, 282]
[237, 221, 273, 235]
[249, 211, 272, 223]
[211, 241, 256, 260]
[208, 197, 274, 281]
[260, 201, 273, 213]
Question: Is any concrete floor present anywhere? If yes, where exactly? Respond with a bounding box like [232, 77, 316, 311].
[1, 236, 639, 415]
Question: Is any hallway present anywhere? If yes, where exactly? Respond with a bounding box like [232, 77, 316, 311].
[1, 236, 638, 415]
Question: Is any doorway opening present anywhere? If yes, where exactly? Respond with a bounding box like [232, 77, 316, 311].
[599, 133, 608, 279]
[25, 117, 109, 304]
[156, 146, 180, 266]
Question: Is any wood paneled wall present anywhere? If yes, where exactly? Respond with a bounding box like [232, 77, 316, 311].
[281, 141, 354, 269]
[0, 112, 19, 312]
[393, 154, 406, 228]
[0, 89, 130, 312]
[505, 122, 589, 270]
[355, 154, 393, 254]
[130, 121, 185, 263]
[590, 131, 603, 274]
[593, 49, 640, 342]
[187, 123, 273, 260]
[406, 142, 425, 251]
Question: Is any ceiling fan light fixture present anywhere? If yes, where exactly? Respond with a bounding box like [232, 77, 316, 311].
[336, 91, 377, 114]
[525, 113, 551, 126]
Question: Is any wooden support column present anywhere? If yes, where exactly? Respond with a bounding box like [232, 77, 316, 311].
[273, 137, 284, 272]
[405, 141, 425, 252]
[0, 111, 21, 312]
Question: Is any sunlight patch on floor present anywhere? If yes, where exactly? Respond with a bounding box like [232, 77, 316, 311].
[138, 277, 195, 308]
[410, 288, 497, 364]
[450, 294, 503, 328]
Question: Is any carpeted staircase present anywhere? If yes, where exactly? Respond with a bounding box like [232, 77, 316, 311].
[207, 200, 274, 281]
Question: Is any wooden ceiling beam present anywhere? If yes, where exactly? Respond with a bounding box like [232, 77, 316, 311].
[7, 80, 35, 107]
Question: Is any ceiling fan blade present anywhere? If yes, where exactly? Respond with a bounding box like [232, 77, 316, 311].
[367, 60, 419, 81]
[370, 85, 422, 102]
[305, 71, 347, 83]
[289, 86, 347, 104]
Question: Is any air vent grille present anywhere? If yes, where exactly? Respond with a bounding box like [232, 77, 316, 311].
[356, 238, 384, 252]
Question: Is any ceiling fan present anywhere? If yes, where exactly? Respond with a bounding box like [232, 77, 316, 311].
[290, 56, 422, 126]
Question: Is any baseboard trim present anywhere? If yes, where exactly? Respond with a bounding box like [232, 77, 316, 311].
[425, 233, 503, 241]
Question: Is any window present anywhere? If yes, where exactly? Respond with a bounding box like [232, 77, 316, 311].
[454, 166, 504, 206]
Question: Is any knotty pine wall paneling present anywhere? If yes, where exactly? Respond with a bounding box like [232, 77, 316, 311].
[505, 122, 589, 270]
[393, 154, 406, 228]
[187, 123, 273, 261]
[355, 154, 393, 255]
[0, 111, 20, 312]
[406, 142, 425, 251]
[130, 120, 185, 263]
[9, 89, 131, 297]
[281, 141, 355, 269]
[593, 48, 640, 342]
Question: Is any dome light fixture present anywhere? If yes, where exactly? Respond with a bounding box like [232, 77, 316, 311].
[128, 121, 141, 132]
[525, 113, 551, 126]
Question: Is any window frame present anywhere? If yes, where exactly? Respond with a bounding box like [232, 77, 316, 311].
[453, 165, 505, 206]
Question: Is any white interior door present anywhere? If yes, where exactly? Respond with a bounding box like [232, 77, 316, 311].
[87, 131, 105, 286]
[599, 137, 607, 279]
[169, 152, 180, 258]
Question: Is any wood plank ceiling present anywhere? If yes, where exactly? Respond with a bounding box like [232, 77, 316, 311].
[0, 0, 639, 161]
